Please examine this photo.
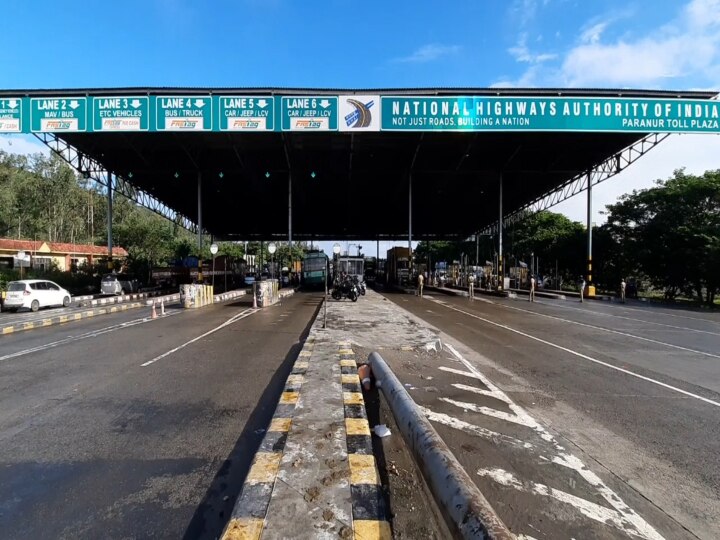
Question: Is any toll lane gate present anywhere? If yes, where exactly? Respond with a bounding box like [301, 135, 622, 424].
[1, 88, 718, 242]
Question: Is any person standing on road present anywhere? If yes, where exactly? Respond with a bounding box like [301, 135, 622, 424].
[529, 275, 536, 302]
[620, 278, 626, 303]
[580, 277, 586, 303]
[468, 272, 475, 300]
[417, 272, 424, 298]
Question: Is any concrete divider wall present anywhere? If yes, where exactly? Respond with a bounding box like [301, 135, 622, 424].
[370, 351, 513, 540]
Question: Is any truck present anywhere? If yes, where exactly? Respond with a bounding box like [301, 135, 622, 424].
[386, 247, 411, 286]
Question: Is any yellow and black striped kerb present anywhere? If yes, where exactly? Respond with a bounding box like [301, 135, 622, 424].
[221, 339, 313, 540]
[0, 302, 143, 336]
[339, 342, 392, 539]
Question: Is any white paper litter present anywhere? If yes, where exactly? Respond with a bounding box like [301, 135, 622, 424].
[373, 424, 391, 437]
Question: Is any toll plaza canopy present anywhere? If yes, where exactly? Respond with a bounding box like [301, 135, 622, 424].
[1, 87, 718, 240]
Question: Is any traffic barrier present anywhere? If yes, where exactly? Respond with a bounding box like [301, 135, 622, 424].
[253, 280, 280, 307]
[151, 301, 157, 319]
[369, 351, 513, 540]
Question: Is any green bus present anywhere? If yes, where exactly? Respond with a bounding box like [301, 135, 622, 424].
[302, 251, 328, 289]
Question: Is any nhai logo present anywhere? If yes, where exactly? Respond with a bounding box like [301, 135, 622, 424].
[344, 98, 374, 128]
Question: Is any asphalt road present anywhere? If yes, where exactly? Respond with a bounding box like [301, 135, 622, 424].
[0, 292, 322, 539]
[380, 290, 720, 539]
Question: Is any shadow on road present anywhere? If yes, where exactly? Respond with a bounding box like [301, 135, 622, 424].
[182, 298, 322, 540]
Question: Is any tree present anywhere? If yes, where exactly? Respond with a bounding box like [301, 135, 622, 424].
[604, 169, 720, 305]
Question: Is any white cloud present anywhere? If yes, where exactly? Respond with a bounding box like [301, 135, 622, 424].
[491, 64, 549, 88]
[394, 44, 461, 63]
[579, 22, 606, 44]
[561, 0, 720, 87]
[509, 34, 558, 64]
[562, 35, 718, 87]
[511, 0, 540, 27]
[686, 0, 720, 28]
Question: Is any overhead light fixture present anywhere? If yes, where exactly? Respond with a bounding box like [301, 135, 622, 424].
[128, 172, 133, 179]
[174, 172, 179, 179]
[218, 172, 224, 179]
[265, 171, 271, 178]
[310, 171, 316, 179]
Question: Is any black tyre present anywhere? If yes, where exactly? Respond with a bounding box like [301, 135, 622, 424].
[332, 289, 341, 300]
[63, 296, 71, 307]
[349, 290, 358, 302]
[31, 300, 40, 312]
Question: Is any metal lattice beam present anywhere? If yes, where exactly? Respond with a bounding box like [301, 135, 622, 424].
[33, 133, 198, 234]
[480, 132, 671, 235]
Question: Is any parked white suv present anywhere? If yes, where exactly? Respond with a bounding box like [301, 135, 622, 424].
[2, 280, 72, 312]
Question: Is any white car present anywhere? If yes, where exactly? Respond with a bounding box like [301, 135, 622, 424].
[2, 279, 72, 312]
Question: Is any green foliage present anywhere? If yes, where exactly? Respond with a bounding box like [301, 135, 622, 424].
[507, 211, 586, 282]
[0, 149, 205, 287]
[0, 151, 106, 244]
[604, 169, 720, 305]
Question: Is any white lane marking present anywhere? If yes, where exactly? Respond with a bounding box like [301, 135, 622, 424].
[440, 344, 664, 539]
[501, 302, 720, 359]
[420, 406, 534, 450]
[438, 366, 485, 380]
[595, 302, 720, 326]
[478, 468, 662, 540]
[531, 300, 720, 337]
[445, 344, 550, 439]
[440, 397, 535, 427]
[0, 312, 181, 363]
[452, 383, 512, 404]
[437, 302, 720, 408]
[141, 308, 258, 367]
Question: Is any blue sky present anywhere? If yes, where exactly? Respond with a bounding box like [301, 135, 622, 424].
[2, 0, 719, 255]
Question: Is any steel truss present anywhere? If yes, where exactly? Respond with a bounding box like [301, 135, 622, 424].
[480, 132, 670, 235]
[33, 133, 198, 234]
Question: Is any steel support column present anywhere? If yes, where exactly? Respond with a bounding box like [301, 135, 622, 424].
[288, 172, 292, 259]
[587, 172, 595, 297]
[409, 172, 413, 276]
[498, 174, 503, 291]
[197, 172, 203, 282]
[107, 172, 113, 270]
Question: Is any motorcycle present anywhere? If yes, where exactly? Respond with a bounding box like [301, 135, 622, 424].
[353, 276, 366, 296]
[332, 275, 359, 302]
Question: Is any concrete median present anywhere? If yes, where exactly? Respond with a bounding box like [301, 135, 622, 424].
[369, 351, 513, 540]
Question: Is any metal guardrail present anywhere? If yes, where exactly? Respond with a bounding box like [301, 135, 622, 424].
[369, 351, 513, 540]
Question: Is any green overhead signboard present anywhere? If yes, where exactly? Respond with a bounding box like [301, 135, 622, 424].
[1, 93, 717, 134]
[380, 96, 720, 133]
[0, 98, 22, 132]
[281, 96, 338, 131]
[30, 97, 88, 132]
[93, 96, 149, 131]
[156, 95, 212, 131]
[218, 96, 274, 131]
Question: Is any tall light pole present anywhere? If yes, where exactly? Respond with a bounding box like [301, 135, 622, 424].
[268, 243, 277, 281]
[210, 243, 218, 289]
[326, 243, 341, 328]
